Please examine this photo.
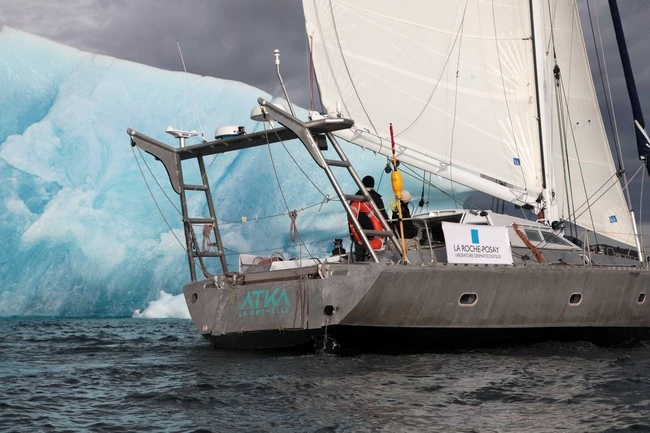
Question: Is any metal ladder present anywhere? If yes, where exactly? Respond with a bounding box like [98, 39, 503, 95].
[177, 155, 229, 281]
[256, 98, 403, 262]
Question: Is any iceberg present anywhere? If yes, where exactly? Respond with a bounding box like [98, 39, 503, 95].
[0, 27, 466, 318]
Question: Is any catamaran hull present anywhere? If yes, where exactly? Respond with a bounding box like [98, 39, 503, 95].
[184, 263, 650, 351]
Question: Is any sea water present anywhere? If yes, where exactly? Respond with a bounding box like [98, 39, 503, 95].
[1, 318, 649, 433]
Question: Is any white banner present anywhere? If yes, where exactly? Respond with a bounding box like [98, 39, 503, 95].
[442, 222, 513, 265]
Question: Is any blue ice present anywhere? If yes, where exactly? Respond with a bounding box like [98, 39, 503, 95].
[0, 27, 465, 318]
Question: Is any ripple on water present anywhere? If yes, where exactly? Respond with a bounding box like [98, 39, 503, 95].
[1, 319, 650, 432]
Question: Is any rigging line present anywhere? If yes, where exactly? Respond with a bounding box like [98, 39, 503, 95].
[397, 0, 469, 137]
[313, 2, 348, 116]
[326, 0, 379, 138]
[427, 171, 432, 209]
[176, 40, 206, 142]
[131, 147, 186, 252]
[559, 78, 599, 241]
[218, 200, 337, 225]
[264, 122, 290, 211]
[545, 0, 559, 60]
[640, 162, 646, 255]
[569, 173, 619, 222]
[306, 32, 315, 112]
[135, 147, 182, 216]
[620, 163, 645, 192]
[595, 2, 637, 222]
[447, 0, 470, 207]
[221, 236, 342, 257]
[206, 154, 220, 171]
[307, 35, 325, 113]
[559, 3, 580, 231]
[417, 169, 426, 212]
[262, 124, 315, 258]
[568, 167, 640, 220]
[555, 74, 577, 236]
[491, 0, 528, 192]
[399, 162, 468, 209]
[268, 125, 328, 197]
[587, 0, 623, 170]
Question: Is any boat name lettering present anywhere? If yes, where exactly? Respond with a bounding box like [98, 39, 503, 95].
[453, 244, 500, 254]
[239, 288, 290, 317]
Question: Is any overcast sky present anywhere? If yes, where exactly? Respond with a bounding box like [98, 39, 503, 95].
[1, 1, 647, 123]
[2, 0, 650, 226]
[0, 0, 312, 105]
[1, 1, 647, 135]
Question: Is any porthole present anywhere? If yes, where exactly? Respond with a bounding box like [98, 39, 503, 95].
[191, 293, 198, 304]
[459, 292, 478, 306]
[638, 293, 646, 304]
[569, 293, 582, 305]
[331, 269, 349, 277]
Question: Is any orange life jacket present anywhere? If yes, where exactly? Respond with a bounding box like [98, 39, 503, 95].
[348, 201, 383, 250]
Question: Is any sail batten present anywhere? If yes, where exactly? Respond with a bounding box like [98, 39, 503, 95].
[303, 0, 637, 246]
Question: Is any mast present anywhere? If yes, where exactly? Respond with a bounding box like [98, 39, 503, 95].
[608, 0, 650, 172]
[608, 0, 646, 263]
[529, 0, 557, 225]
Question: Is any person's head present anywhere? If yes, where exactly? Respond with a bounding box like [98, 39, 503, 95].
[362, 176, 375, 189]
[401, 190, 412, 203]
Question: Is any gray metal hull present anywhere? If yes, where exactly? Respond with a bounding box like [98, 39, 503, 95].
[184, 261, 650, 351]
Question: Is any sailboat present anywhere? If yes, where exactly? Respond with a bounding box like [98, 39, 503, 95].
[128, 0, 650, 351]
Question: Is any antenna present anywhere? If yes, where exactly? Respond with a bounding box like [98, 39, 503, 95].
[274, 49, 296, 116]
[177, 40, 206, 142]
[165, 126, 197, 148]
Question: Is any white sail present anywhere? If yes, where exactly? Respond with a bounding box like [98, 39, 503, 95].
[303, 0, 637, 247]
[532, 0, 636, 246]
[304, 1, 543, 205]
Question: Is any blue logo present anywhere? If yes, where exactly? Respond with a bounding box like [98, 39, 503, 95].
[471, 229, 479, 244]
[513, 157, 521, 166]
[609, 215, 618, 223]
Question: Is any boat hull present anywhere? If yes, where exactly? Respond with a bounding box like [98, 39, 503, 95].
[184, 263, 650, 351]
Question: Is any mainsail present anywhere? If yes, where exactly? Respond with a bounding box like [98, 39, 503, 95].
[303, 0, 636, 247]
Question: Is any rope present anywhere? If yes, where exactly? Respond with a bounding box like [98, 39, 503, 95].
[220, 235, 348, 269]
[289, 210, 299, 242]
[176, 40, 206, 142]
[397, 0, 469, 138]
[399, 162, 467, 210]
[326, 0, 378, 135]
[640, 164, 646, 259]
[131, 146, 186, 252]
[512, 223, 545, 264]
[263, 124, 315, 257]
[218, 200, 339, 226]
[587, 2, 625, 172]
[134, 148, 182, 216]
[222, 236, 345, 257]
[554, 68, 578, 237]
[269, 125, 328, 197]
[318, 194, 331, 211]
[447, 1, 469, 206]
[202, 224, 212, 252]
